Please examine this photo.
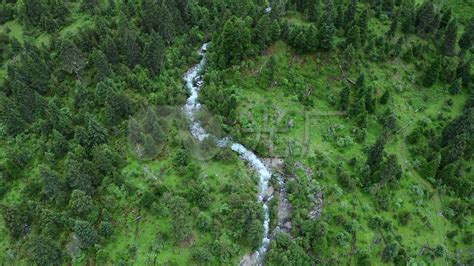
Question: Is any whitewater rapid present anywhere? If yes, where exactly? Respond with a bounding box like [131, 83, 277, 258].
[183, 43, 272, 265]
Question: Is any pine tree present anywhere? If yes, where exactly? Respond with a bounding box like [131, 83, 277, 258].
[339, 86, 351, 111]
[415, 1, 435, 36]
[218, 16, 252, 67]
[307, 25, 319, 52]
[458, 19, 474, 53]
[387, 16, 398, 39]
[457, 61, 471, 88]
[143, 32, 166, 77]
[156, 3, 176, 42]
[307, 0, 321, 22]
[443, 19, 458, 57]
[254, 15, 272, 52]
[319, 21, 336, 50]
[141, 0, 159, 33]
[367, 136, 386, 169]
[400, 0, 415, 34]
[271, 21, 282, 42]
[423, 57, 441, 87]
[341, 44, 355, 71]
[294, 31, 307, 53]
[439, 7, 452, 30]
[92, 49, 111, 82]
[422, 153, 441, 180]
[81, 0, 98, 13]
[380, 90, 390, 104]
[357, 9, 369, 44]
[344, 0, 357, 30]
[103, 35, 119, 65]
[365, 86, 376, 114]
[59, 39, 86, 78]
[346, 25, 361, 48]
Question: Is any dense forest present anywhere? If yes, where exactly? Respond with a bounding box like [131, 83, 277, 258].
[0, 0, 472, 265]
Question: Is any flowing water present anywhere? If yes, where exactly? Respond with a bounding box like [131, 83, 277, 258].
[183, 43, 272, 265]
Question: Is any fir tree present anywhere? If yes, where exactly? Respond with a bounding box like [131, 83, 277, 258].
[143, 32, 166, 77]
[458, 19, 474, 53]
[344, 0, 357, 30]
[387, 16, 398, 39]
[357, 9, 369, 44]
[307, 0, 321, 22]
[339, 86, 351, 111]
[346, 25, 361, 48]
[319, 21, 336, 50]
[423, 57, 441, 87]
[443, 19, 457, 56]
[254, 15, 272, 52]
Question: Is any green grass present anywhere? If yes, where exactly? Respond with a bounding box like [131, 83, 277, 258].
[0, 21, 25, 43]
[60, 13, 93, 37]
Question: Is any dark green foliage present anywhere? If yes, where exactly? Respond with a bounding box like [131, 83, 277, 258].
[459, 19, 474, 53]
[267, 233, 312, 265]
[443, 19, 457, 56]
[0, 3, 14, 24]
[254, 15, 272, 52]
[59, 38, 87, 77]
[143, 32, 166, 77]
[423, 57, 441, 87]
[69, 189, 95, 219]
[381, 242, 398, 262]
[1, 203, 33, 239]
[319, 21, 336, 50]
[165, 194, 192, 242]
[380, 90, 389, 104]
[339, 86, 351, 111]
[367, 136, 386, 169]
[74, 220, 98, 249]
[25, 235, 63, 266]
[215, 16, 252, 67]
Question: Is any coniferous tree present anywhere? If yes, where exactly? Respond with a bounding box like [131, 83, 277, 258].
[339, 86, 351, 111]
[319, 21, 336, 50]
[346, 25, 361, 48]
[357, 9, 369, 44]
[81, 0, 98, 13]
[387, 16, 398, 39]
[423, 57, 441, 87]
[341, 44, 355, 71]
[457, 61, 471, 88]
[443, 19, 457, 56]
[367, 136, 386, 170]
[143, 32, 166, 77]
[141, 0, 159, 33]
[439, 7, 452, 30]
[254, 15, 272, 52]
[344, 0, 357, 30]
[271, 20, 282, 41]
[307, 0, 321, 22]
[156, 3, 177, 42]
[415, 1, 435, 37]
[217, 16, 252, 67]
[307, 25, 319, 52]
[400, 0, 415, 33]
[459, 19, 474, 53]
[92, 49, 111, 82]
[59, 39, 87, 78]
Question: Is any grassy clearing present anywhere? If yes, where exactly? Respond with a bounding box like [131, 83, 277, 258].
[0, 21, 24, 43]
[60, 13, 93, 37]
